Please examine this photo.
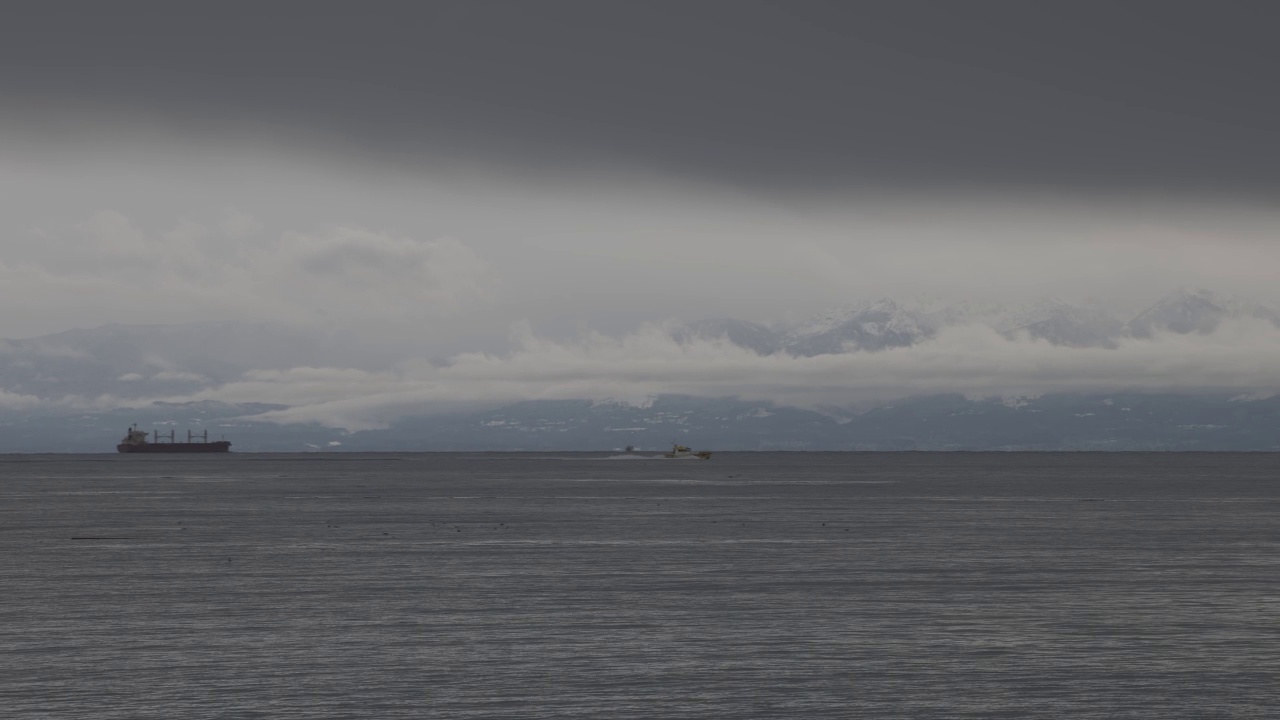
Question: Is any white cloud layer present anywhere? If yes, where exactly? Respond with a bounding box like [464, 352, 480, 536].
[5, 209, 496, 331]
[4, 126, 1280, 345]
[4, 121, 1280, 429]
[128, 317, 1280, 430]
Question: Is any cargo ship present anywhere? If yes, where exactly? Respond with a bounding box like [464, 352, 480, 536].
[117, 425, 231, 453]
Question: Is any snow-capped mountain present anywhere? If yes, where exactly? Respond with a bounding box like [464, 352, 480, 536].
[1006, 298, 1125, 348]
[10, 393, 1280, 452]
[7, 288, 1280, 409]
[4, 288, 1280, 450]
[1126, 288, 1280, 338]
[1126, 289, 1230, 338]
[781, 298, 932, 355]
[674, 289, 1280, 356]
[671, 299, 936, 355]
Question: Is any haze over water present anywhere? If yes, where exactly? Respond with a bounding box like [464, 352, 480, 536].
[3, 452, 1276, 718]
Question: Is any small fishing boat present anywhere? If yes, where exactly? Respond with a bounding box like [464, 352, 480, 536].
[664, 443, 711, 460]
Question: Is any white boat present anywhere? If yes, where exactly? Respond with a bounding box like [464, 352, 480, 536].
[664, 443, 712, 460]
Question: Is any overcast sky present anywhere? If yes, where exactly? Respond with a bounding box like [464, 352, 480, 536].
[6, 1, 1279, 192]
[3, 2, 1280, 419]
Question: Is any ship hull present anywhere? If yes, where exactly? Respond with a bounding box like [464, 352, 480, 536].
[117, 442, 231, 453]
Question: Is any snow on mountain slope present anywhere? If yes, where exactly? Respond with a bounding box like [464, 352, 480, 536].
[1126, 288, 1229, 337]
[1008, 299, 1125, 348]
[781, 298, 933, 355]
[1125, 288, 1280, 338]
[677, 290, 1280, 357]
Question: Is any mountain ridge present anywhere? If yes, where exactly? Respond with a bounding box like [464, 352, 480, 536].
[676, 288, 1280, 356]
[5, 392, 1279, 452]
[3, 287, 1279, 451]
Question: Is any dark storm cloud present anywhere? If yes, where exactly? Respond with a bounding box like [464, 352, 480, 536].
[3, 1, 1278, 194]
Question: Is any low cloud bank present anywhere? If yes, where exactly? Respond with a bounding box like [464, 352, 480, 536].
[129, 317, 1280, 430]
[5, 210, 497, 331]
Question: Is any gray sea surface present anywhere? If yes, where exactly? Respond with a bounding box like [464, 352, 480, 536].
[1, 452, 1277, 718]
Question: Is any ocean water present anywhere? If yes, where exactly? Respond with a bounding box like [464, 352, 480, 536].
[1, 452, 1277, 718]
